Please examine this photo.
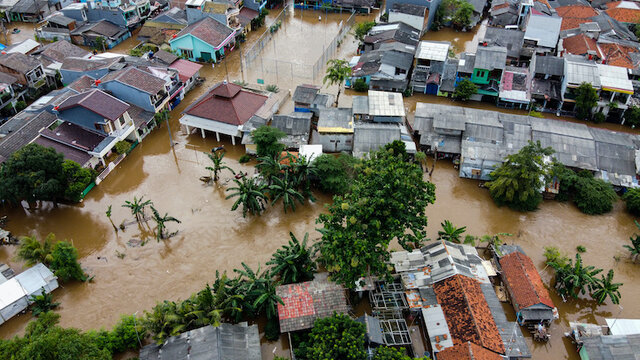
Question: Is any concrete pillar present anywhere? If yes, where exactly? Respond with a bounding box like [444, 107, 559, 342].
[185, 125, 190, 134]
[100, 157, 106, 167]
[201, 128, 205, 138]
[216, 132, 220, 141]
[231, 136, 236, 146]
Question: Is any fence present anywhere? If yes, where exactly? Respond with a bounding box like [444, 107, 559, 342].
[243, 9, 356, 83]
[243, 4, 291, 70]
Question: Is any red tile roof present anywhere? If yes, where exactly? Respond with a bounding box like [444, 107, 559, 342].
[67, 74, 95, 93]
[184, 82, 267, 126]
[499, 251, 555, 311]
[433, 275, 505, 355]
[561, 16, 592, 31]
[57, 89, 130, 121]
[169, 59, 202, 83]
[437, 342, 504, 360]
[599, 42, 638, 68]
[562, 34, 602, 58]
[605, 7, 640, 23]
[556, 5, 598, 18]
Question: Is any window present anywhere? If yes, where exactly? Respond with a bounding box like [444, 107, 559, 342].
[119, 116, 126, 127]
[181, 49, 193, 59]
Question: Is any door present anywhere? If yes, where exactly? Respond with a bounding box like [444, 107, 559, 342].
[201, 52, 212, 62]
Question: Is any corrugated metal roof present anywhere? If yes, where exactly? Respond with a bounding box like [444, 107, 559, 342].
[524, 14, 562, 48]
[368, 90, 405, 117]
[415, 41, 450, 62]
[474, 46, 508, 71]
[565, 58, 601, 87]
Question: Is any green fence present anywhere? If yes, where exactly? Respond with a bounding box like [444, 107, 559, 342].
[80, 182, 96, 199]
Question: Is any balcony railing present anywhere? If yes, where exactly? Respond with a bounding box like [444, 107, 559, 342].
[154, 92, 168, 109]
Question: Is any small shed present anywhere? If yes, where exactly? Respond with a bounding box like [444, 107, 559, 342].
[356, 314, 385, 345]
[0, 263, 58, 325]
[276, 273, 349, 333]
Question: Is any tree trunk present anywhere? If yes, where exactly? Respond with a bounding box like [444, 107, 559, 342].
[335, 85, 341, 107]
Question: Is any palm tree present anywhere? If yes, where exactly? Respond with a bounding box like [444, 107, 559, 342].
[414, 151, 428, 173]
[150, 206, 181, 241]
[205, 151, 235, 182]
[267, 232, 316, 284]
[592, 269, 622, 304]
[226, 177, 267, 217]
[323, 59, 351, 107]
[106, 204, 118, 233]
[549, 253, 602, 299]
[269, 173, 304, 213]
[234, 263, 283, 320]
[17, 234, 55, 266]
[623, 221, 640, 263]
[437, 220, 467, 243]
[122, 196, 153, 223]
[289, 154, 318, 200]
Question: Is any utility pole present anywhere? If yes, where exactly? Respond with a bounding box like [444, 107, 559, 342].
[163, 109, 174, 147]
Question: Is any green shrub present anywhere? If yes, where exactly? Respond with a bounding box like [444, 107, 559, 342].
[266, 84, 279, 93]
[312, 153, 359, 194]
[50, 241, 87, 282]
[264, 318, 280, 341]
[114, 141, 130, 155]
[353, 78, 369, 92]
[572, 171, 617, 215]
[239, 154, 251, 163]
[623, 187, 640, 216]
[593, 111, 606, 123]
[577, 245, 586, 253]
[14, 100, 27, 112]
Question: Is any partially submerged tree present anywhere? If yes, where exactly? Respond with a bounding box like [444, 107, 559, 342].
[453, 79, 478, 100]
[251, 125, 285, 158]
[226, 176, 268, 217]
[205, 150, 234, 182]
[50, 241, 87, 282]
[324, 59, 351, 107]
[150, 206, 181, 241]
[548, 253, 602, 300]
[268, 173, 304, 213]
[317, 145, 436, 289]
[353, 21, 376, 42]
[122, 196, 153, 224]
[267, 232, 316, 284]
[435, 0, 475, 29]
[623, 188, 640, 216]
[624, 221, 640, 263]
[487, 141, 554, 211]
[17, 234, 56, 266]
[312, 153, 359, 194]
[30, 290, 60, 317]
[592, 269, 622, 304]
[571, 171, 617, 215]
[437, 220, 467, 243]
[575, 82, 598, 121]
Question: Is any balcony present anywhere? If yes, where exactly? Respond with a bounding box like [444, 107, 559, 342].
[31, 78, 47, 89]
[168, 81, 184, 99]
[153, 92, 169, 109]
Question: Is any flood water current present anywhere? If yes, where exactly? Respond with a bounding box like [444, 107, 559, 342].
[0, 8, 639, 360]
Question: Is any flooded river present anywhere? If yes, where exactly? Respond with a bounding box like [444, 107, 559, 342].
[0, 9, 639, 360]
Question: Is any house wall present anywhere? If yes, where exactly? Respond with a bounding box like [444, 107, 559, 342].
[388, 12, 425, 35]
[60, 8, 87, 22]
[385, 0, 440, 31]
[316, 132, 353, 152]
[57, 107, 109, 134]
[60, 68, 109, 84]
[170, 35, 221, 62]
[101, 81, 154, 112]
[472, 68, 490, 84]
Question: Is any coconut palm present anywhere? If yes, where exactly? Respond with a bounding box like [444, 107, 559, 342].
[323, 59, 351, 107]
[269, 173, 304, 213]
[226, 177, 267, 217]
[205, 151, 235, 182]
[267, 232, 316, 284]
[437, 220, 467, 243]
[16, 234, 55, 266]
[623, 221, 640, 263]
[150, 206, 181, 241]
[122, 196, 153, 223]
[549, 253, 602, 299]
[592, 269, 622, 304]
[414, 151, 428, 173]
[143, 300, 184, 343]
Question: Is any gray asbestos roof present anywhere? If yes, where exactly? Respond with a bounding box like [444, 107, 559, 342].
[534, 55, 564, 76]
[139, 323, 261, 360]
[474, 46, 507, 71]
[293, 84, 319, 104]
[525, 15, 562, 48]
[318, 108, 353, 130]
[390, 2, 426, 16]
[579, 334, 640, 360]
[352, 96, 369, 115]
[353, 122, 401, 155]
[357, 315, 385, 345]
[531, 120, 598, 170]
[591, 128, 636, 176]
[483, 27, 524, 58]
[458, 53, 476, 74]
[271, 112, 312, 135]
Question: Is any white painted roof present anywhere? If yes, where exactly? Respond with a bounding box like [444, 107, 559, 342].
[566, 59, 601, 88]
[416, 41, 450, 61]
[616, 1, 640, 9]
[367, 90, 405, 117]
[606, 319, 640, 335]
[0, 279, 26, 308]
[7, 39, 39, 55]
[597, 64, 633, 93]
[185, 0, 205, 6]
[300, 144, 323, 162]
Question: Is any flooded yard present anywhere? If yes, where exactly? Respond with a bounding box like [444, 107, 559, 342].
[0, 9, 639, 360]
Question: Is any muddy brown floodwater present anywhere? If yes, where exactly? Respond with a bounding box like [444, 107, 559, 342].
[1, 9, 640, 360]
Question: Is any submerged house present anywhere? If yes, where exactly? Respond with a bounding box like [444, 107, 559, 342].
[530, 55, 564, 112]
[270, 112, 312, 150]
[292, 84, 333, 114]
[498, 245, 557, 327]
[471, 46, 507, 99]
[411, 40, 450, 95]
[413, 102, 465, 156]
[315, 108, 354, 153]
[0, 53, 49, 91]
[70, 19, 131, 49]
[361, 22, 420, 52]
[348, 47, 414, 92]
[169, 16, 236, 63]
[388, 3, 429, 36]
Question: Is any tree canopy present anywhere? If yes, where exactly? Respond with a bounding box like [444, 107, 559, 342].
[306, 313, 366, 360]
[312, 153, 359, 194]
[353, 21, 376, 42]
[453, 79, 477, 100]
[623, 188, 640, 216]
[317, 145, 436, 289]
[324, 59, 351, 106]
[487, 141, 554, 211]
[555, 167, 618, 215]
[251, 125, 285, 158]
[435, 0, 475, 29]
[575, 82, 598, 121]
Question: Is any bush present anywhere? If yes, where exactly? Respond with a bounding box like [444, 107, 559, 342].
[266, 84, 279, 93]
[593, 111, 606, 123]
[50, 241, 87, 282]
[623, 188, 640, 215]
[264, 318, 280, 341]
[454, 79, 477, 100]
[114, 141, 130, 155]
[572, 171, 617, 215]
[238, 154, 251, 163]
[306, 313, 366, 360]
[63, 160, 96, 202]
[353, 78, 369, 92]
[14, 100, 27, 112]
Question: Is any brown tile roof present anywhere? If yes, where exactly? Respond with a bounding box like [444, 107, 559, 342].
[562, 34, 602, 57]
[491, 2, 510, 11]
[85, 20, 125, 38]
[173, 17, 235, 49]
[605, 7, 640, 23]
[561, 16, 592, 31]
[101, 67, 166, 94]
[0, 71, 18, 85]
[57, 89, 130, 121]
[39, 121, 106, 151]
[437, 342, 504, 360]
[184, 82, 267, 126]
[127, 104, 155, 130]
[153, 50, 179, 65]
[599, 42, 638, 68]
[556, 5, 598, 18]
[61, 56, 120, 72]
[238, 7, 259, 26]
[33, 135, 92, 165]
[433, 275, 505, 355]
[67, 75, 96, 93]
[0, 111, 57, 162]
[169, 59, 202, 82]
[499, 252, 555, 311]
[0, 52, 42, 74]
[40, 40, 89, 63]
